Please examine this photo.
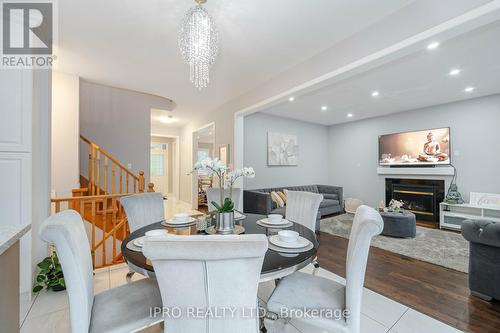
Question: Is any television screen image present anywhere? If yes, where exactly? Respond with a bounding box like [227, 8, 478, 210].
[379, 128, 450, 166]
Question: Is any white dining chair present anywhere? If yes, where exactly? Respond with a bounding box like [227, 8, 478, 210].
[264, 205, 384, 333]
[120, 192, 165, 232]
[206, 187, 242, 211]
[39, 210, 162, 333]
[142, 234, 268, 333]
[284, 189, 323, 232]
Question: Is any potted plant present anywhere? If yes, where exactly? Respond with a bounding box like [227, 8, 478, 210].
[33, 251, 66, 293]
[192, 157, 255, 233]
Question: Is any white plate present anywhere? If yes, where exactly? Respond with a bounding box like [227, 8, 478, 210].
[234, 212, 246, 220]
[258, 218, 290, 226]
[133, 236, 145, 248]
[164, 217, 196, 225]
[268, 235, 310, 249]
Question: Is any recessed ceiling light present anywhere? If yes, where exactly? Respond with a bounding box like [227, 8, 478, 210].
[208, 131, 212, 135]
[427, 41, 440, 50]
[371, 91, 380, 97]
[321, 106, 328, 111]
[288, 96, 295, 102]
[159, 116, 176, 124]
[464, 86, 475, 93]
[449, 68, 461, 76]
[347, 113, 353, 118]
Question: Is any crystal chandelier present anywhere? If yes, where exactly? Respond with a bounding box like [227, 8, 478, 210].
[178, 0, 219, 90]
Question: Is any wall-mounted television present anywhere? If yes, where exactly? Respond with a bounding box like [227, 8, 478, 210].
[378, 127, 450, 167]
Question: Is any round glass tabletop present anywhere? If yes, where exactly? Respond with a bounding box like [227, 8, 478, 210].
[121, 213, 319, 281]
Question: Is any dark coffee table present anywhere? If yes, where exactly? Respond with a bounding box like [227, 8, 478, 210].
[380, 211, 417, 238]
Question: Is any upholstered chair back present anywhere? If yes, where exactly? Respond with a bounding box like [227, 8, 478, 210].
[345, 205, 383, 333]
[284, 190, 323, 231]
[39, 210, 95, 333]
[143, 234, 268, 333]
[120, 192, 165, 232]
[206, 187, 242, 211]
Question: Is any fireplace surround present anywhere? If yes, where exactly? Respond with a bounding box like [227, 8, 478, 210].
[385, 178, 445, 224]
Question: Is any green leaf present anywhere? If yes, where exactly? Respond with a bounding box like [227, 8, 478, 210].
[211, 201, 222, 210]
[58, 278, 65, 286]
[36, 274, 46, 283]
[32, 285, 43, 293]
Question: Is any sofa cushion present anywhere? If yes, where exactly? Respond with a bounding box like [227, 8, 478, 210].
[320, 199, 340, 208]
[462, 220, 500, 248]
[323, 193, 339, 200]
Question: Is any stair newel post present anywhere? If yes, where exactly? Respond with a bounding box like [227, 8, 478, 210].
[102, 194, 108, 266]
[148, 183, 155, 192]
[138, 171, 145, 193]
[91, 199, 96, 266]
[112, 197, 117, 262]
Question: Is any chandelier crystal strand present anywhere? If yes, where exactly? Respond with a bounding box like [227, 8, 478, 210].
[179, 2, 218, 90]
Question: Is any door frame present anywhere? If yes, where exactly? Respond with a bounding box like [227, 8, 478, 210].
[150, 134, 180, 199]
[191, 122, 216, 209]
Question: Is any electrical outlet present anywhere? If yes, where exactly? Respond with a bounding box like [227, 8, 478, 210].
[127, 163, 132, 169]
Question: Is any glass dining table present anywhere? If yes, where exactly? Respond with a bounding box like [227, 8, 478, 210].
[121, 213, 319, 282]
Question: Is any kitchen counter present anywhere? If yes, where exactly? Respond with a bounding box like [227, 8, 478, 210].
[0, 224, 31, 256]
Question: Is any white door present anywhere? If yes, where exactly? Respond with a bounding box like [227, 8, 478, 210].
[150, 143, 169, 196]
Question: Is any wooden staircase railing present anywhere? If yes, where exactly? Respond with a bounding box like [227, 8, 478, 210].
[80, 134, 154, 195]
[51, 193, 133, 268]
[49, 135, 155, 269]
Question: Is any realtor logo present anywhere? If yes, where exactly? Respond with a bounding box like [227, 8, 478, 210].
[1, 0, 56, 68]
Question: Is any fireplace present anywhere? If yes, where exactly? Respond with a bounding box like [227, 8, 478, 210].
[385, 178, 445, 224]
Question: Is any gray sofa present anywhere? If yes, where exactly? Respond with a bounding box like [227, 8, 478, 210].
[243, 185, 343, 231]
[462, 219, 500, 301]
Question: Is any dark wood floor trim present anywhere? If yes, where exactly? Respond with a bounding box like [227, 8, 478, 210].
[317, 232, 500, 333]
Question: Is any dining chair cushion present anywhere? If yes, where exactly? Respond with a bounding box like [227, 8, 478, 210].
[89, 278, 162, 333]
[266, 272, 347, 331]
[120, 192, 165, 232]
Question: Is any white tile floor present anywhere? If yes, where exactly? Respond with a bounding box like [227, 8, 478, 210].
[20, 263, 463, 333]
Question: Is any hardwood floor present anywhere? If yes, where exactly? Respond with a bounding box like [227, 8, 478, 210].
[317, 232, 500, 333]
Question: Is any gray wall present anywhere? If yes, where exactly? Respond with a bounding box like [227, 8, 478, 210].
[328, 94, 500, 207]
[80, 80, 174, 186]
[243, 113, 330, 189]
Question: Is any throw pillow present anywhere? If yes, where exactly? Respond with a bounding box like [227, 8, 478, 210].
[277, 191, 287, 205]
[271, 191, 285, 208]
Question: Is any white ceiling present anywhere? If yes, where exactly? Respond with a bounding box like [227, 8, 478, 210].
[262, 20, 500, 125]
[54, 0, 414, 127]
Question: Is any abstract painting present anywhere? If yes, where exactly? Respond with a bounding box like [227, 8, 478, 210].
[267, 132, 298, 166]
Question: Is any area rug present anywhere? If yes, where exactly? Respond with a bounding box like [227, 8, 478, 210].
[320, 214, 469, 273]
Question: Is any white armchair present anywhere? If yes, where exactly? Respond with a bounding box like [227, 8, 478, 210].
[284, 189, 323, 232]
[119, 192, 165, 232]
[39, 210, 162, 333]
[143, 234, 268, 333]
[264, 205, 383, 333]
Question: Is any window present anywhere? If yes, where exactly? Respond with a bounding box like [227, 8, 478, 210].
[151, 154, 164, 177]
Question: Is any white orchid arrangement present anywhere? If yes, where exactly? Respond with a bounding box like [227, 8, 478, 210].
[192, 157, 255, 213]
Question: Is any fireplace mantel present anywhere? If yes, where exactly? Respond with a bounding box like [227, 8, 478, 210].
[377, 166, 454, 176]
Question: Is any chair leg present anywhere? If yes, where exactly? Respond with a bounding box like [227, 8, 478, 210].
[126, 270, 135, 282]
[312, 258, 320, 276]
